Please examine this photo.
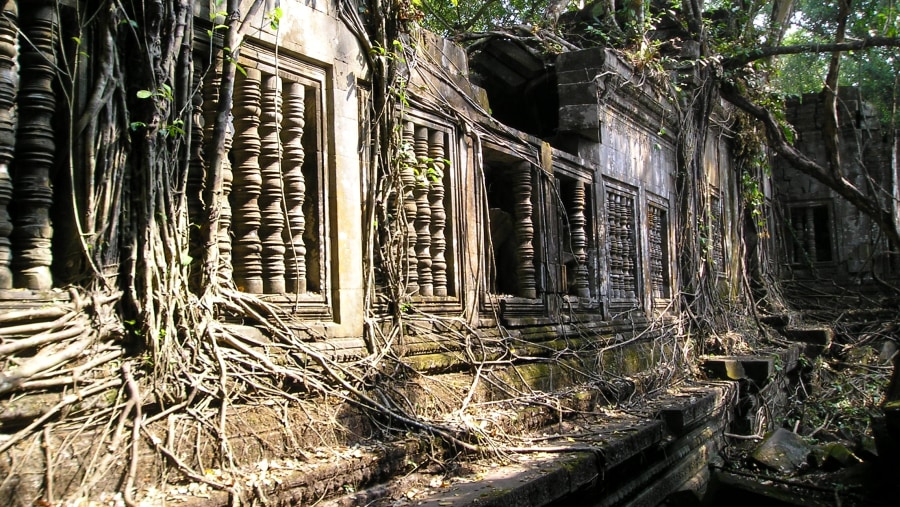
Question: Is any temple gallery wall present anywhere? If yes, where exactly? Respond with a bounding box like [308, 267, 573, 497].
[0, 1, 896, 505]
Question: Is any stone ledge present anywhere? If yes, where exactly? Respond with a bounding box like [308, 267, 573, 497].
[317, 383, 736, 507]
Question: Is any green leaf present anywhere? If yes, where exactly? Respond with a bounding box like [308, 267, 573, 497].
[136, 89, 153, 99]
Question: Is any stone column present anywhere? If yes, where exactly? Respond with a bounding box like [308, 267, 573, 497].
[282, 81, 307, 293]
[513, 162, 536, 299]
[259, 74, 285, 293]
[569, 181, 590, 298]
[0, 1, 17, 289]
[414, 125, 432, 296]
[12, 1, 56, 290]
[231, 68, 263, 293]
[428, 129, 447, 296]
[399, 121, 418, 295]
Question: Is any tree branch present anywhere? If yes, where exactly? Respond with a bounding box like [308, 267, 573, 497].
[723, 36, 900, 68]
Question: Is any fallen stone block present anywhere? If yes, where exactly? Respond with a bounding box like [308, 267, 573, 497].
[751, 428, 811, 474]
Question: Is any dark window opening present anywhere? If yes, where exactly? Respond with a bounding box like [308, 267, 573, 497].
[789, 204, 833, 264]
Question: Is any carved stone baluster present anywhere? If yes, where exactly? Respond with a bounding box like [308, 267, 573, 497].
[710, 197, 724, 272]
[399, 121, 418, 294]
[231, 68, 264, 293]
[569, 181, 590, 298]
[607, 194, 621, 298]
[428, 129, 447, 296]
[414, 125, 432, 296]
[259, 74, 285, 293]
[281, 81, 307, 293]
[513, 162, 536, 299]
[622, 195, 636, 299]
[804, 206, 816, 262]
[12, 2, 56, 290]
[187, 70, 205, 286]
[202, 58, 234, 282]
[0, 1, 17, 289]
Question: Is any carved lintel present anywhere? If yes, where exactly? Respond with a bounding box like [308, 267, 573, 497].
[12, 3, 56, 290]
[513, 162, 536, 299]
[231, 68, 264, 293]
[282, 81, 307, 293]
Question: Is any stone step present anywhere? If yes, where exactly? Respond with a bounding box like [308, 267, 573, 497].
[702, 356, 774, 385]
[781, 326, 833, 347]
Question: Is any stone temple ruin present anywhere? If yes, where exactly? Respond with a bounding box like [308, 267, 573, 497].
[0, 1, 898, 505]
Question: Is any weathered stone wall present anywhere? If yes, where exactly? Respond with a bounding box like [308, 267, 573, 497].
[773, 88, 897, 283]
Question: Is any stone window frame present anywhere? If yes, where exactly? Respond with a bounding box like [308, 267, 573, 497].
[784, 200, 836, 267]
[479, 142, 546, 323]
[552, 158, 601, 310]
[396, 109, 465, 314]
[646, 194, 672, 306]
[601, 178, 642, 312]
[223, 41, 334, 320]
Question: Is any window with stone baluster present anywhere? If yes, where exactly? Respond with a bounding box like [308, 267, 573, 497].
[709, 194, 725, 277]
[786, 202, 833, 265]
[191, 45, 331, 319]
[647, 200, 671, 303]
[555, 169, 598, 306]
[394, 113, 460, 308]
[603, 180, 639, 310]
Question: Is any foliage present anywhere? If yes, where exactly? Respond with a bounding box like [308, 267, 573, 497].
[774, 0, 900, 124]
